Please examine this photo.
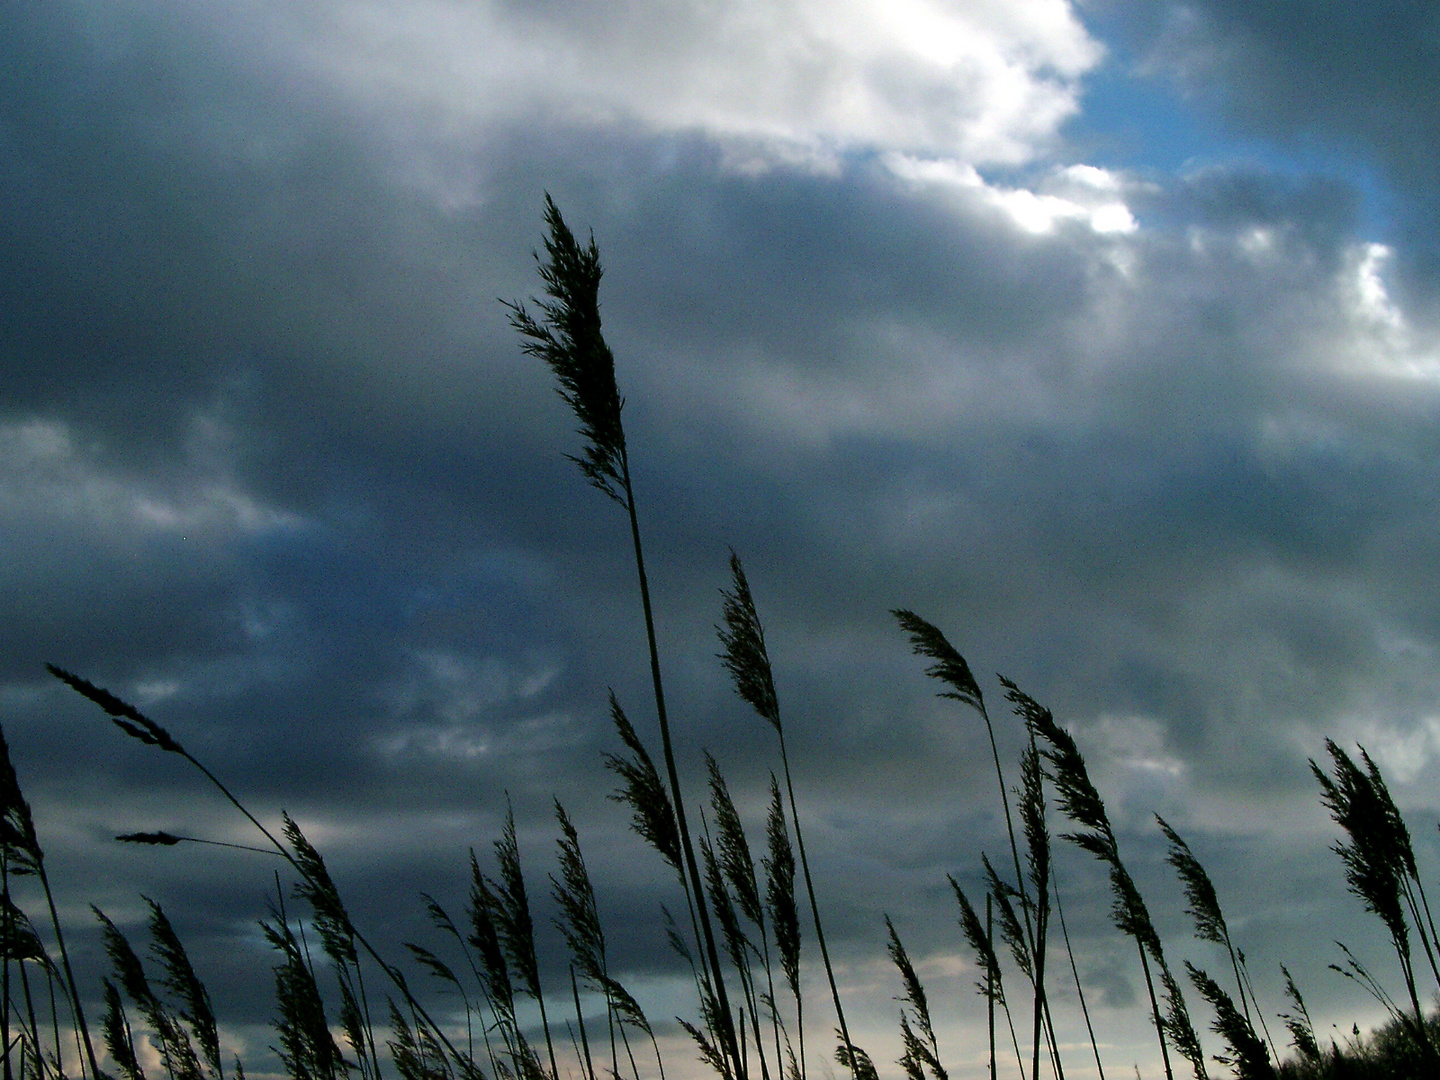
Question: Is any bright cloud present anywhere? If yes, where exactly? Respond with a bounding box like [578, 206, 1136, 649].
[884, 152, 1139, 234]
[248, 0, 1102, 171]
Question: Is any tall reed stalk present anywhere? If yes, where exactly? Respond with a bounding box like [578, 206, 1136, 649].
[706, 754, 778, 1080]
[491, 805, 559, 1080]
[551, 800, 660, 1080]
[762, 776, 802, 1080]
[1311, 741, 1438, 1063]
[718, 553, 858, 1074]
[1012, 680, 1206, 1080]
[507, 194, 743, 1080]
[0, 725, 99, 1080]
[892, 615, 1051, 1075]
[1156, 814, 1271, 1068]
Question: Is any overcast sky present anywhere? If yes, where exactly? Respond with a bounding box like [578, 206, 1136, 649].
[5, 2, 1440, 1079]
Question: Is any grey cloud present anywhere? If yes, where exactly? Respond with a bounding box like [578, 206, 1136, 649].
[6, 3, 1440, 1075]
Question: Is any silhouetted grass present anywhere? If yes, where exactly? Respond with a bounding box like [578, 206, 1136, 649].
[11, 198, 1440, 1080]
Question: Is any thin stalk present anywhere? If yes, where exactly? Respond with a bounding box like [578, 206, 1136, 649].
[620, 459, 744, 1080]
[3, 855, 10, 1080]
[1135, 944, 1173, 1080]
[570, 968, 596, 1080]
[1051, 877, 1103, 1080]
[48, 666, 474, 1078]
[987, 897, 995, 1080]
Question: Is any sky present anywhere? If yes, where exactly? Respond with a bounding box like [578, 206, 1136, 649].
[4, 1, 1440, 1078]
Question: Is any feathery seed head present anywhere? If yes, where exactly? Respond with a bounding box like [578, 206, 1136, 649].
[891, 612, 983, 714]
[706, 752, 763, 928]
[0, 724, 41, 872]
[763, 775, 800, 997]
[1157, 816, 1229, 948]
[48, 664, 186, 755]
[1186, 963, 1274, 1080]
[603, 693, 683, 873]
[506, 195, 628, 505]
[1311, 741, 1410, 949]
[718, 552, 782, 733]
[948, 877, 1005, 1007]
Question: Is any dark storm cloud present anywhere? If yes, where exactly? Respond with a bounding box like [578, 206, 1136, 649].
[5, 2, 1440, 1076]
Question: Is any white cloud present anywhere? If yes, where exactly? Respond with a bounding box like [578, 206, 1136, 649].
[228, 0, 1102, 172]
[884, 152, 1139, 235]
[1329, 242, 1440, 380]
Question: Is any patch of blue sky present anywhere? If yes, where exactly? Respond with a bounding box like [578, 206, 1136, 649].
[1061, 42, 1397, 242]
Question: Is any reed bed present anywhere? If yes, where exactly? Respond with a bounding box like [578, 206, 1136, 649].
[7, 200, 1440, 1080]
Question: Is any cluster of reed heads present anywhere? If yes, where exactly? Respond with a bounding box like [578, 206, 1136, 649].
[6, 198, 1440, 1080]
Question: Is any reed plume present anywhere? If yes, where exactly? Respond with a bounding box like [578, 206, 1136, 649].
[884, 918, 946, 1080]
[721, 553, 855, 1075]
[0, 722, 100, 1080]
[95, 906, 205, 1080]
[1184, 964, 1274, 1080]
[699, 820, 768, 1080]
[1017, 681, 1203, 1080]
[1278, 966, 1320, 1066]
[260, 906, 349, 1080]
[1157, 814, 1263, 1056]
[388, 1000, 450, 1080]
[762, 777, 802, 1080]
[145, 900, 221, 1080]
[604, 694, 684, 874]
[468, 853, 541, 1080]
[100, 978, 144, 1080]
[551, 801, 659, 1080]
[1016, 741, 1060, 1080]
[949, 879, 1022, 1079]
[705, 756, 774, 1080]
[490, 806, 558, 1080]
[1312, 741, 1435, 1059]
[891, 617, 1045, 1071]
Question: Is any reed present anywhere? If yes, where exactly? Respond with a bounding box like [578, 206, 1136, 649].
[551, 800, 659, 1080]
[0, 725, 99, 1080]
[720, 553, 857, 1075]
[1311, 741, 1437, 1062]
[1157, 819, 1253, 1035]
[949, 877, 1019, 1078]
[884, 917, 946, 1080]
[491, 806, 559, 1080]
[1184, 964, 1272, 1080]
[15, 199, 1440, 1080]
[891, 615, 1048, 1078]
[762, 776, 802, 1080]
[508, 194, 742, 1080]
[1013, 680, 1201, 1080]
[1278, 966, 1320, 1067]
[704, 754, 774, 1080]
